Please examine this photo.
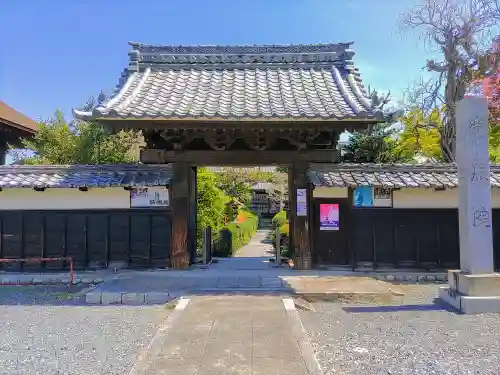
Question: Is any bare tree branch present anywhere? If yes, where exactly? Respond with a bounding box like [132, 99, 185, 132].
[400, 0, 500, 161]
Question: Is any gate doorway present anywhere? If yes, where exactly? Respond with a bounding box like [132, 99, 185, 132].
[196, 165, 289, 270]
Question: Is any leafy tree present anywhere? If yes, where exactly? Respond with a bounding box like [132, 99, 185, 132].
[488, 123, 500, 161]
[387, 106, 500, 162]
[214, 167, 277, 203]
[196, 168, 230, 250]
[400, 0, 500, 161]
[486, 73, 500, 124]
[342, 123, 408, 163]
[475, 37, 500, 124]
[10, 100, 143, 164]
[267, 171, 288, 204]
[392, 108, 444, 162]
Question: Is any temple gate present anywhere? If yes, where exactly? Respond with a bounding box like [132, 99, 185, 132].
[75, 42, 386, 269]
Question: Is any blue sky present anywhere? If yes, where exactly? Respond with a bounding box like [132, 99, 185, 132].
[0, 0, 432, 123]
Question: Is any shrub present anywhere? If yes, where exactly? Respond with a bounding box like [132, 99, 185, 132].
[213, 208, 259, 257]
[196, 168, 231, 252]
[272, 210, 287, 228]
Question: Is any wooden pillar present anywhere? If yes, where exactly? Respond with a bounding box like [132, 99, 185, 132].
[170, 162, 191, 269]
[289, 161, 312, 270]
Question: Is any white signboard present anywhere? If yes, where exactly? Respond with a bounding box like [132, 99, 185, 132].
[373, 187, 393, 207]
[296, 188, 307, 216]
[130, 187, 169, 207]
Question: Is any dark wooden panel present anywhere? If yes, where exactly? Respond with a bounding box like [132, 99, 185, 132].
[44, 213, 67, 270]
[393, 211, 416, 265]
[22, 213, 44, 271]
[313, 198, 350, 265]
[371, 212, 395, 265]
[494, 210, 500, 271]
[109, 213, 130, 266]
[0, 209, 172, 272]
[87, 213, 108, 269]
[417, 211, 441, 266]
[65, 214, 87, 270]
[129, 214, 150, 268]
[351, 210, 374, 263]
[1, 212, 23, 271]
[346, 208, 461, 269]
[438, 211, 460, 268]
[151, 214, 171, 268]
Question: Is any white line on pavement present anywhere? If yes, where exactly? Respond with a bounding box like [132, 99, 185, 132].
[282, 298, 323, 375]
[127, 297, 191, 375]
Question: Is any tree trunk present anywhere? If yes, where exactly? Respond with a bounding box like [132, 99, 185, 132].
[440, 115, 456, 162]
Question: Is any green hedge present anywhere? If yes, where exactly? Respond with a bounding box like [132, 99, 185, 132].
[213, 209, 259, 257]
[272, 210, 287, 228]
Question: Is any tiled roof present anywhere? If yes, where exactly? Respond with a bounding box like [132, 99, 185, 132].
[308, 163, 500, 188]
[0, 164, 172, 189]
[0, 100, 38, 133]
[74, 42, 384, 122]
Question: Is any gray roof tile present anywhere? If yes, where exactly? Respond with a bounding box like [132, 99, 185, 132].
[308, 163, 500, 188]
[74, 43, 384, 121]
[0, 165, 172, 189]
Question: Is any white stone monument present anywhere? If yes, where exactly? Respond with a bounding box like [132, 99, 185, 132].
[439, 96, 500, 314]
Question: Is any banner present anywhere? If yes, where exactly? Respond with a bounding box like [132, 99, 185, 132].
[319, 203, 339, 231]
[130, 187, 169, 207]
[353, 186, 373, 207]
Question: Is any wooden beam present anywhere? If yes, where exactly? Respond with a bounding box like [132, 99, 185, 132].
[102, 119, 377, 133]
[141, 149, 340, 165]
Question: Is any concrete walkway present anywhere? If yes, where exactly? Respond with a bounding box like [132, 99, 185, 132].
[234, 230, 274, 258]
[137, 296, 315, 375]
[207, 229, 276, 271]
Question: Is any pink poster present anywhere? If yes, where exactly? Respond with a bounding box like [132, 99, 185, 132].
[319, 204, 339, 231]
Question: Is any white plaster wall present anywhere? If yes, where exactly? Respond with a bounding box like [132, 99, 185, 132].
[0, 188, 130, 210]
[313, 187, 348, 198]
[393, 188, 500, 209]
[313, 186, 500, 209]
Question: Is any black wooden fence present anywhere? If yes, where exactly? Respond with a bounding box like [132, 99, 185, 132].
[0, 209, 172, 271]
[349, 208, 500, 270]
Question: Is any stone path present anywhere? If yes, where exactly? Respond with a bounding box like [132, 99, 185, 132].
[233, 229, 274, 259]
[139, 296, 313, 375]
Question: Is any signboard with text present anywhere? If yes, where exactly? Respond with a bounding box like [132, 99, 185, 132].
[296, 188, 307, 216]
[130, 187, 169, 208]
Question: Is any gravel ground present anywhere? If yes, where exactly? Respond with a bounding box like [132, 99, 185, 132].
[0, 285, 170, 375]
[299, 283, 500, 375]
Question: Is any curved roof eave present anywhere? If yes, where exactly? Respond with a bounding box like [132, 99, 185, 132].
[0, 100, 38, 133]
